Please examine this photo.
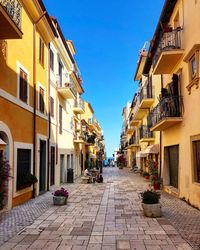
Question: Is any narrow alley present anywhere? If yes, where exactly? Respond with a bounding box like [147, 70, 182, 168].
[0, 168, 199, 250]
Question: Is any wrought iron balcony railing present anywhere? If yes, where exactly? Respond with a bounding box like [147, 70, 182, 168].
[88, 117, 96, 126]
[85, 134, 96, 144]
[0, 0, 22, 29]
[139, 125, 154, 139]
[74, 99, 85, 111]
[152, 28, 183, 67]
[129, 136, 139, 146]
[139, 82, 155, 103]
[148, 96, 183, 128]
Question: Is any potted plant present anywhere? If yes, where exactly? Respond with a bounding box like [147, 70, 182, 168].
[143, 171, 150, 180]
[52, 187, 69, 205]
[0, 158, 11, 210]
[151, 175, 163, 190]
[140, 189, 161, 217]
[17, 173, 38, 191]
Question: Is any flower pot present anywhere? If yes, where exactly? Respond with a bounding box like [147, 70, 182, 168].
[153, 183, 160, 190]
[53, 196, 67, 205]
[145, 175, 150, 180]
[142, 203, 162, 218]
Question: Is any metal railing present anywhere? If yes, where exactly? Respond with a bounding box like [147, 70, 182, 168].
[139, 81, 155, 103]
[148, 96, 183, 128]
[88, 117, 96, 125]
[74, 99, 85, 111]
[139, 125, 154, 139]
[0, 0, 22, 29]
[133, 94, 140, 116]
[129, 136, 139, 145]
[85, 134, 96, 144]
[153, 28, 183, 67]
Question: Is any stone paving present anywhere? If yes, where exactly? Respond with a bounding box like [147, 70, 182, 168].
[0, 168, 199, 249]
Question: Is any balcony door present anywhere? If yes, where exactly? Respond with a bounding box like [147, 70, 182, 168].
[39, 140, 46, 193]
[50, 146, 55, 186]
[168, 145, 179, 188]
[60, 154, 65, 184]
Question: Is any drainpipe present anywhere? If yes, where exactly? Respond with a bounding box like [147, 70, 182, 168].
[33, 11, 47, 199]
[160, 74, 163, 177]
[47, 44, 51, 191]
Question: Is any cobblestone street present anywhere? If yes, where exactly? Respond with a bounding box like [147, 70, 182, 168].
[0, 168, 200, 250]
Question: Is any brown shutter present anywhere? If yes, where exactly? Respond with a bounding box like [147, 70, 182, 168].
[59, 105, 62, 134]
[19, 69, 28, 103]
[39, 87, 45, 113]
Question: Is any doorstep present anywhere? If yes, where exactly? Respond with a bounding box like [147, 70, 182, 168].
[163, 185, 179, 198]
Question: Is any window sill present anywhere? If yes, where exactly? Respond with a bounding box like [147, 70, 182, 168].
[186, 76, 199, 94]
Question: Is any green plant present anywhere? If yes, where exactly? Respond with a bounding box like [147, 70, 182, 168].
[142, 171, 149, 177]
[0, 158, 11, 209]
[147, 160, 158, 176]
[140, 190, 160, 204]
[17, 173, 38, 190]
[150, 175, 163, 185]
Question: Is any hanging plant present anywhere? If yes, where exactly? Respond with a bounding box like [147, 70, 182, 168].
[0, 158, 11, 210]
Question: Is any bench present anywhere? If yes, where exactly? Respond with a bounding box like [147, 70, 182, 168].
[81, 176, 90, 184]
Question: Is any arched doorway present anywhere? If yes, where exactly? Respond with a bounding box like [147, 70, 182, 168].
[0, 122, 13, 209]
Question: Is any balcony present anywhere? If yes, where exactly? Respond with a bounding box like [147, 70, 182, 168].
[85, 134, 96, 145]
[133, 94, 149, 120]
[57, 75, 76, 99]
[0, 0, 22, 39]
[88, 117, 96, 130]
[127, 125, 134, 135]
[149, 96, 183, 131]
[153, 28, 184, 74]
[139, 125, 154, 143]
[128, 136, 139, 149]
[73, 134, 85, 144]
[139, 82, 155, 109]
[129, 114, 140, 126]
[73, 99, 85, 114]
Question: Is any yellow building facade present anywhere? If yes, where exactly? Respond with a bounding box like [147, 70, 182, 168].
[123, 50, 161, 172]
[0, 0, 57, 208]
[143, 0, 200, 209]
[0, 0, 104, 210]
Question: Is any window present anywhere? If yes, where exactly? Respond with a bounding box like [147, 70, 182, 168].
[190, 56, 197, 80]
[71, 154, 74, 169]
[193, 140, 200, 183]
[184, 44, 200, 94]
[50, 97, 54, 118]
[70, 117, 74, 130]
[17, 149, 31, 190]
[58, 61, 63, 87]
[19, 69, 28, 103]
[39, 87, 45, 114]
[59, 105, 62, 134]
[39, 38, 44, 66]
[50, 49, 54, 71]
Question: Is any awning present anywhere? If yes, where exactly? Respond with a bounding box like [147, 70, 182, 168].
[136, 151, 147, 158]
[0, 139, 6, 145]
[136, 144, 159, 158]
[143, 144, 159, 154]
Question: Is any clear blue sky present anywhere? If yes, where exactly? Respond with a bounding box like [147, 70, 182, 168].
[43, 0, 164, 157]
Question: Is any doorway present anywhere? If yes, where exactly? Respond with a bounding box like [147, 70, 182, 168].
[81, 151, 84, 173]
[167, 145, 179, 188]
[60, 154, 65, 184]
[39, 140, 46, 193]
[50, 146, 55, 186]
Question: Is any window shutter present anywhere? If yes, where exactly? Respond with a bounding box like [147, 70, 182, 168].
[19, 69, 28, 103]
